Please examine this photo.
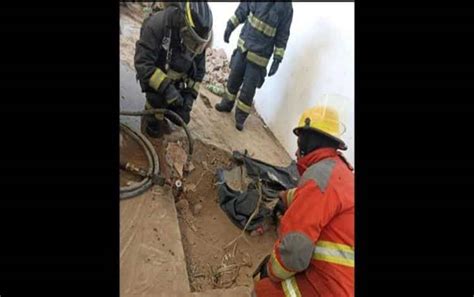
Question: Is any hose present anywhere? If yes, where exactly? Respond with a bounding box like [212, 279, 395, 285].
[119, 108, 193, 157]
[120, 123, 159, 200]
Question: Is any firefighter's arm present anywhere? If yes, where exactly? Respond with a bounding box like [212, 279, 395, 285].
[273, 8, 293, 62]
[266, 181, 340, 282]
[185, 53, 205, 96]
[193, 52, 206, 82]
[134, 22, 171, 94]
[229, 2, 250, 28]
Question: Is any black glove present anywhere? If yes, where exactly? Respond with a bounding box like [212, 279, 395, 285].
[268, 59, 280, 77]
[163, 84, 184, 107]
[224, 21, 235, 43]
[186, 78, 201, 97]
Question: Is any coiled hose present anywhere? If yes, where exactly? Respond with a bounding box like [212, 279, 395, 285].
[119, 109, 193, 200]
[120, 123, 159, 200]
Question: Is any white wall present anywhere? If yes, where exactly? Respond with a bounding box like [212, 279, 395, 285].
[208, 2, 355, 166]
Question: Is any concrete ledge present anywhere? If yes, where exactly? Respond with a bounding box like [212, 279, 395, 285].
[120, 187, 190, 296]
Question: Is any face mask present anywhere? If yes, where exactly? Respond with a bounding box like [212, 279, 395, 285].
[179, 25, 210, 58]
[297, 130, 339, 156]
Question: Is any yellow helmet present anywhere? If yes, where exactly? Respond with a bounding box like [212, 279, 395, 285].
[293, 105, 347, 150]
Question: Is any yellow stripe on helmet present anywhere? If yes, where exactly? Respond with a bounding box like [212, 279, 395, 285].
[185, 1, 195, 28]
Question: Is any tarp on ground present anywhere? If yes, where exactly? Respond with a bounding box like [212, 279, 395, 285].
[216, 151, 299, 231]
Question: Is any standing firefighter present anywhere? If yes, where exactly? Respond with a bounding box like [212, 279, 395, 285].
[215, 2, 293, 131]
[253, 105, 354, 296]
[134, 1, 213, 137]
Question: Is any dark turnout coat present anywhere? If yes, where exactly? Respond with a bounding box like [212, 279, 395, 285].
[230, 2, 293, 68]
[134, 6, 205, 95]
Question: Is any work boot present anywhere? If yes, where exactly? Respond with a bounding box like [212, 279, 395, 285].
[142, 116, 171, 138]
[141, 115, 160, 138]
[235, 108, 249, 131]
[145, 125, 161, 138]
[145, 122, 163, 138]
[215, 96, 235, 113]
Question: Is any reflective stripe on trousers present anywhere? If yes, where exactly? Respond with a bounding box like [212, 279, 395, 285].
[225, 86, 236, 101]
[236, 99, 252, 113]
[313, 240, 354, 267]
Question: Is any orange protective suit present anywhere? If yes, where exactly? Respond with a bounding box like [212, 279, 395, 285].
[254, 147, 354, 297]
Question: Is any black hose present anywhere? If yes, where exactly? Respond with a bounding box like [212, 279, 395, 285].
[164, 109, 194, 157]
[120, 123, 159, 200]
[119, 108, 193, 157]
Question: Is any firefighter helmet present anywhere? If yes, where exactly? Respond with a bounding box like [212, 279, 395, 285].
[175, 1, 213, 56]
[293, 105, 347, 150]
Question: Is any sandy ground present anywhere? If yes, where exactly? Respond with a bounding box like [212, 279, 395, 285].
[120, 5, 292, 296]
[174, 141, 277, 292]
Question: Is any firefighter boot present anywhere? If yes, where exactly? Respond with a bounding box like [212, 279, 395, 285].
[235, 107, 250, 131]
[142, 114, 171, 138]
[215, 94, 235, 112]
[143, 116, 163, 138]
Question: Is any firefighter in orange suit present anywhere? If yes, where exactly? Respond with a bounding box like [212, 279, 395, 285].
[252, 105, 354, 296]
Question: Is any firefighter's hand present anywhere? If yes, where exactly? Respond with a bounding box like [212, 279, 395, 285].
[224, 21, 235, 43]
[164, 85, 184, 107]
[268, 59, 280, 77]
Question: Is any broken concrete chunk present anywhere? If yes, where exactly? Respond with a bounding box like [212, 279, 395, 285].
[166, 142, 188, 178]
[216, 48, 227, 60]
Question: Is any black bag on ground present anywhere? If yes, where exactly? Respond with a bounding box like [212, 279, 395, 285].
[216, 151, 299, 231]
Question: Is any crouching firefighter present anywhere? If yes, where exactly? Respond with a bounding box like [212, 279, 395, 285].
[134, 1, 213, 137]
[215, 2, 293, 131]
[252, 105, 354, 296]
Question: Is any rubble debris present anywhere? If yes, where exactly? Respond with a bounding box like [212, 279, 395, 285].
[203, 47, 231, 93]
[184, 161, 195, 173]
[166, 142, 188, 178]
